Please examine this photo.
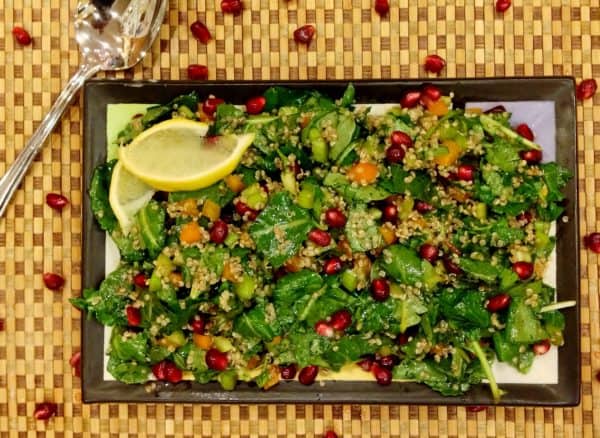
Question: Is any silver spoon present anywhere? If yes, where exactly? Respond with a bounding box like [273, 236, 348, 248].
[0, 0, 167, 218]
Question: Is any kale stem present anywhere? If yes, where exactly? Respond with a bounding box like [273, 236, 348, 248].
[468, 339, 504, 403]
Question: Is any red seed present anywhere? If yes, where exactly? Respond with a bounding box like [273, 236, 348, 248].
[220, 0, 243, 15]
[577, 79, 597, 101]
[133, 273, 147, 288]
[152, 361, 168, 380]
[371, 278, 390, 302]
[486, 293, 512, 312]
[190, 20, 211, 44]
[495, 0, 511, 13]
[400, 90, 422, 108]
[324, 207, 347, 228]
[43, 272, 65, 290]
[293, 25, 316, 45]
[330, 309, 352, 331]
[246, 96, 266, 115]
[126, 306, 142, 326]
[421, 84, 442, 102]
[46, 193, 69, 211]
[210, 219, 229, 244]
[372, 363, 392, 386]
[357, 355, 375, 372]
[205, 348, 229, 371]
[323, 257, 343, 275]
[280, 363, 297, 379]
[584, 232, 600, 253]
[190, 316, 205, 334]
[414, 200, 433, 214]
[519, 149, 543, 164]
[202, 97, 225, 117]
[298, 365, 319, 385]
[515, 123, 534, 141]
[382, 203, 398, 223]
[467, 405, 487, 413]
[517, 211, 533, 225]
[443, 257, 462, 275]
[315, 320, 334, 337]
[532, 339, 551, 355]
[378, 354, 399, 369]
[308, 228, 332, 247]
[234, 201, 258, 221]
[165, 362, 183, 383]
[374, 0, 389, 16]
[391, 130, 413, 148]
[457, 164, 475, 181]
[187, 64, 209, 80]
[69, 351, 81, 378]
[385, 144, 405, 164]
[12, 26, 32, 46]
[512, 261, 534, 280]
[34, 402, 57, 420]
[424, 54, 446, 74]
[419, 243, 439, 263]
[484, 105, 507, 114]
[397, 333, 409, 345]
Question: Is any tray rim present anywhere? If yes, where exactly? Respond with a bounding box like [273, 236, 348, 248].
[81, 77, 580, 406]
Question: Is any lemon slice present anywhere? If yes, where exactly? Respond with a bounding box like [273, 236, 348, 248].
[109, 161, 156, 234]
[118, 118, 255, 192]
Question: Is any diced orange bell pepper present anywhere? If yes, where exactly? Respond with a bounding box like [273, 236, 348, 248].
[347, 162, 379, 185]
[193, 334, 213, 350]
[379, 225, 398, 245]
[434, 139, 462, 166]
[180, 221, 203, 244]
[202, 199, 221, 222]
[423, 95, 449, 116]
[224, 174, 245, 193]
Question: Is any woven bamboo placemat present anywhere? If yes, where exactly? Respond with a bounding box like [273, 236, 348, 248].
[0, 0, 598, 436]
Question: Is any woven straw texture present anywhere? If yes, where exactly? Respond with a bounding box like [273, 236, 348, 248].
[0, 0, 598, 436]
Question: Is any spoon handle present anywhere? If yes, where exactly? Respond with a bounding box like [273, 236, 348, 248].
[0, 62, 101, 218]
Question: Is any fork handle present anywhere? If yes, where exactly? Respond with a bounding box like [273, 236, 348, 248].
[0, 62, 101, 218]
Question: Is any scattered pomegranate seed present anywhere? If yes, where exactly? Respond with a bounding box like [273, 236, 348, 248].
[221, 0, 243, 15]
[126, 306, 142, 326]
[495, 0, 511, 13]
[382, 203, 398, 223]
[423, 54, 446, 74]
[457, 164, 475, 181]
[12, 26, 32, 46]
[234, 201, 258, 221]
[202, 97, 225, 117]
[69, 351, 81, 378]
[584, 232, 600, 253]
[484, 105, 507, 114]
[324, 431, 339, 438]
[190, 20, 211, 44]
[378, 354, 399, 369]
[280, 363, 297, 379]
[323, 257, 343, 275]
[46, 193, 69, 211]
[515, 123, 535, 141]
[165, 363, 183, 383]
[43, 272, 65, 290]
[210, 219, 229, 244]
[372, 363, 392, 386]
[486, 293, 512, 312]
[421, 84, 442, 102]
[397, 333, 409, 345]
[419, 243, 439, 263]
[517, 211, 533, 225]
[385, 144, 405, 164]
[133, 273, 147, 288]
[512, 261, 534, 280]
[330, 309, 352, 331]
[190, 316, 205, 334]
[298, 365, 319, 385]
[187, 64, 209, 80]
[443, 257, 462, 275]
[308, 228, 332, 247]
[374, 0, 389, 16]
[532, 339, 551, 355]
[390, 130, 413, 148]
[152, 361, 168, 380]
[519, 149, 542, 164]
[206, 348, 229, 371]
[293, 25, 316, 45]
[414, 200, 433, 214]
[576, 79, 597, 101]
[245, 96, 266, 115]
[466, 405, 487, 413]
[357, 355, 375, 372]
[315, 320, 334, 337]
[400, 90, 421, 108]
[34, 402, 57, 420]
[324, 208, 347, 228]
[371, 278, 390, 302]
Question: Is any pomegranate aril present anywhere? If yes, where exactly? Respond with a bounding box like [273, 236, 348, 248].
[323, 257, 343, 275]
[512, 261, 534, 280]
[424, 54, 445, 74]
[372, 362, 392, 386]
[221, 0, 243, 15]
[385, 144, 405, 164]
[190, 20, 211, 44]
[515, 123, 534, 141]
[12, 26, 32, 46]
[46, 193, 69, 211]
[532, 339, 551, 355]
[519, 149, 542, 164]
[374, 0, 389, 16]
[584, 232, 600, 253]
[467, 405, 487, 413]
[293, 25, 316, 45]
[234, 201, 258, 221]
[378, 354, 399, 369]
[457, 164, 475, 181]
[190, 316, 205, 334]
[126, 306, 142, 326]
[576, 79, 597, 101]
[298, 365, 319, 385]
[382, 203, 398, 223]
[400, 90, 421, 108]
[308, 228, 332, 247]
[202, 97, 225, 117]
[324, 431, 339, 438]
[486, 293, 511, 312]
[34, 402, 57, 420]
[43, 272, 65, 290]
[324, 207, 347, 228]
[421, 84, 442, 102]
[165, 362, 183, 383]
[415, 200, 433, 214]
[397, 332, 409, 345]
[246, 96, 266, 114]
[152, 361, 168, 380]
[330, 309, 352, 331]
[517, 211, 533, 225]
[357, 355, 375, 372]
[443, 257, 462, 275]
[210, 219, 229, 244]
[188, 64, 209, 80]
[391, 130, 413, 148]
[206, 348, 229, 371]
[134, 273, 147, 288]
[371, 278, 390, 302]
[69, 351, 81, 378]
[495, 0, 511, 12]
[419, 243, 439, 263]
[315, 320, 334, 337]
[280, 363, 297, 379]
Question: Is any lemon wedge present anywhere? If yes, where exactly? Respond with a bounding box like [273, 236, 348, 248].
[117, 118, 255, 192]
[109, 161, 156, 234]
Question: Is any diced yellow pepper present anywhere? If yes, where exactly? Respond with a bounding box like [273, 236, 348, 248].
[434, 139, 462, 166]
[224, 174, 245, 193]
[202, 199, 221, 222]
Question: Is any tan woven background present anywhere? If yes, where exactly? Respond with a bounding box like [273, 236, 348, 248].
[0, 0, 598, 436]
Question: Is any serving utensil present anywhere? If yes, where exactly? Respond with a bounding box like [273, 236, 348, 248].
[0, 0, 167, 218]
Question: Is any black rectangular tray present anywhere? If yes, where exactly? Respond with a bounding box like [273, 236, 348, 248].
[82, 78, 580, 405]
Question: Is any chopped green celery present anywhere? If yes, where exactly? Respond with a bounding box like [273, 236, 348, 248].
[234, 275, 257, 301]
[281, 170, 298, 194]
[217, 370, 238, 390]
[311, 137, 328, 163]
[164, 330, 186, 348]
[398, 196, 414, 220]
[213, 336, 234, 352]
[241, 183, 268, 210]
[473, 202, 487, 220]
[341, 269, 358, 291]
[224, 232, 239, 248]
[297, 184, 316, 209]
[177, 105, 196, 119]
[148, 271, 162, 292]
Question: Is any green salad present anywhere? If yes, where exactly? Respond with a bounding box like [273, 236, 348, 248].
[74, 84, 573, 401]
